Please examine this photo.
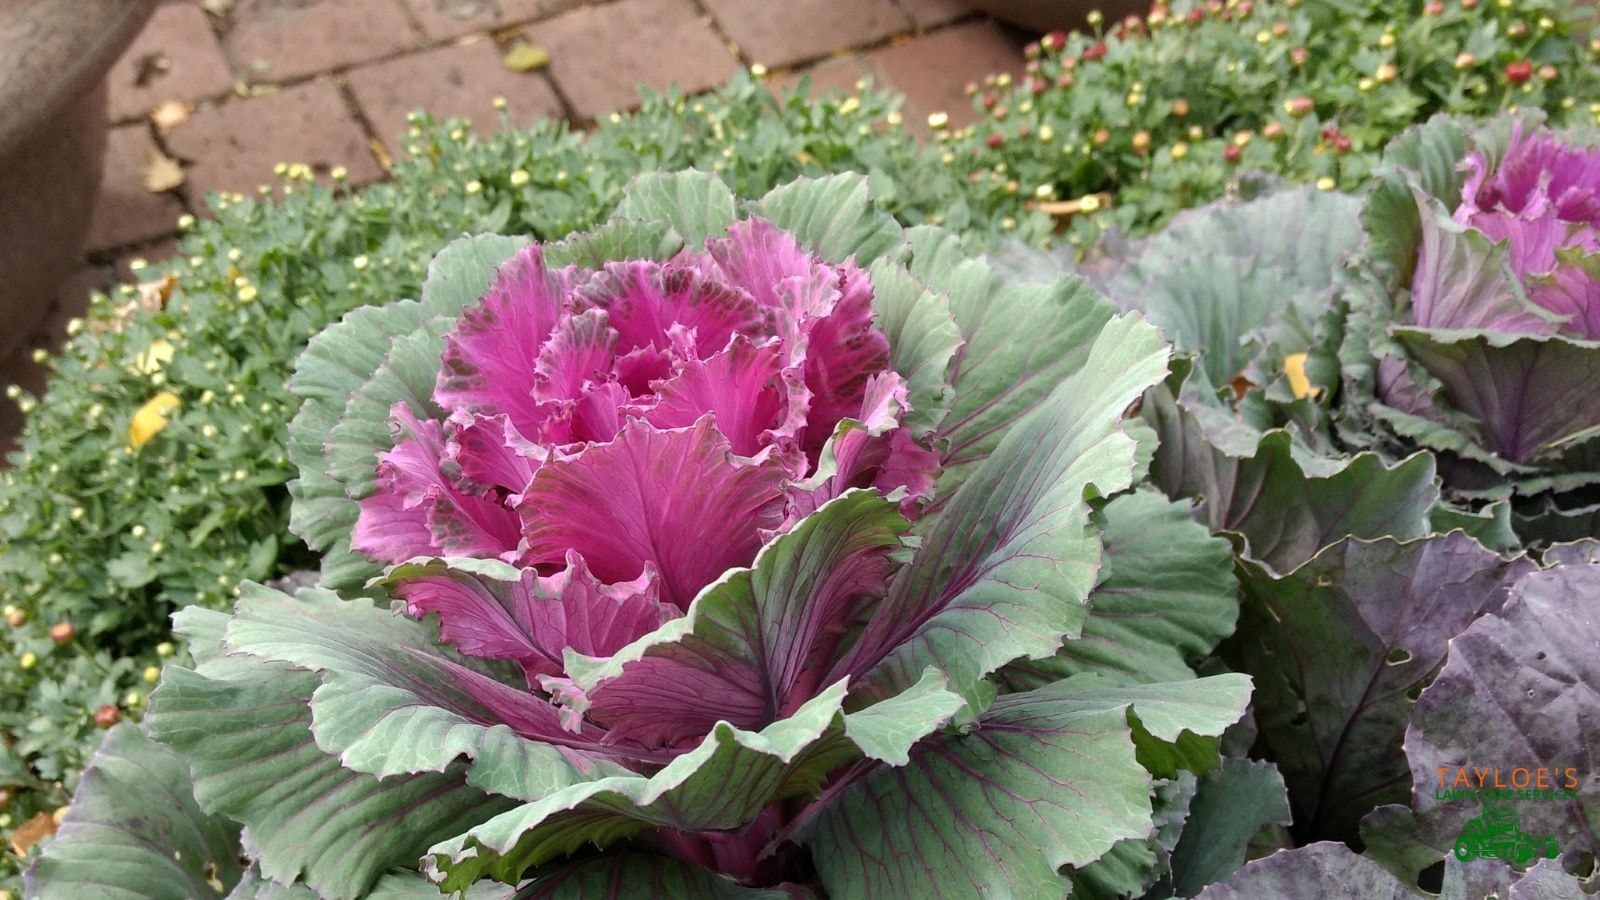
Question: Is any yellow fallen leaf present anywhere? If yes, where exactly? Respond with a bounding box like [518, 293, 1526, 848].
[130, 391, 182, 449]
[143, 148, 185, 193]
[150, 100, 191, 131]
[503, 42, 551, 73]
[369, 138, 393, 174]
[133, 339, 175, 375]
[201, 0, 234, 15]
[1284, 352, 1321, 400]
[9, 811, 56, 857]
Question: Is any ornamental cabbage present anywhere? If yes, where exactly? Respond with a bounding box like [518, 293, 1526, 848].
[1344, 115, 1600, 541]
[30, 173, 1255, 900]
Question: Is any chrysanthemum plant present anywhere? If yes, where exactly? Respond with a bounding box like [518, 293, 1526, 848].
[27, 172, 1261, 898]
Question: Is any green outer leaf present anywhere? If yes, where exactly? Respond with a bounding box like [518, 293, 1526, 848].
[1168, 759, 1293, 897]
[805, 675, 1252, 900]
[902, 227, 1122, 493]
[427, 676, 954, 890]
[218, 583, 628, 796]
[1069, 774, 1196, 900]
[147, 662, 516, 899]
[286, 234, 526, 589]
[540, 218, 683, 268]
[1145, 381, 1439, 575]
[865, 260, 962, 436]
[1229, 533, 1535, 845]
[323, 317, 454, 494]
[753, 174, 903, 267]
[1193, 842, 1418, 900]
[518, 854, 804, 899]
[858, 312, 1171, 703]
[417, 233, 532, 318]
[1103, 187, 1362, 391]
[613, 170, 737, 247]
[224, 868, 519, 900]
[24, 725, 242, 900]
[286, 300, 430, 584]
[1003, 489, 1239, 687]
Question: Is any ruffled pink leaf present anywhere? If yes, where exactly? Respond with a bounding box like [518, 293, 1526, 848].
[443, 413, 541, 496]
[389, 552, 674, 685]
[573, 261, 762, 359]
[582, 490, 908, 746]
[353, 405, 522, 563]
[518, 416, 787, 610]
[435, 245, 574, 434]
[646, 335, 787, 457]
[532, 308, 619, 403]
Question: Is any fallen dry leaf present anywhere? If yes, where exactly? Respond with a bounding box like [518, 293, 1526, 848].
[150, 100, 191, 131]
[369, 138, 393, 174]
[9, 811, 57, 857]
[503, 42, 551, 73]
[143, 148, 185, 193]
[1283, 352, 1322, 400]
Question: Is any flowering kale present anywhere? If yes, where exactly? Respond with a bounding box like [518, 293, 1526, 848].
[31, 173, 1252, 899]
[1344, 115, 1600, 541]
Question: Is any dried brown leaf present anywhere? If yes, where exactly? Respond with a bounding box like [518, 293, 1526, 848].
[143, 148, 185, 193]
[9, 811, 56, 857]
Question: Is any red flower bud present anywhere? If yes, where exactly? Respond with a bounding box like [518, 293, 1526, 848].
[1334, 134, 1352, 153]
[1056, 73, 1076, 88]
[982, 92, 998, 110]
[94, 704, 120, 728]
[1505, 60, 1534, 84]
[1424, 0, 1444, 12]
[1083, 42, 1108, 62]
[993, 105, 1009, 121]
[1224, 144, 1243, 163]
[1187, 7, 1204, 23]
[1538, 64, 1558, 81]
[1093, 127, 1112, 145]
[987, 132, 1005, 149]
[1237, 0, 1254, 16]
[1029, 77, 1049, 95]
[49, 621, 75, 643]
[1024, 41, 1042, 59]
[1290, 46, 1309, 65]
[1045, 30, 1068, 50]
[1285, 96, 1315, 117]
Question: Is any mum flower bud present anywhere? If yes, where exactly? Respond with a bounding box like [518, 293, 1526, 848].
[49, 622, 75, 643]
[1454, 52, 1476, 69]
[1505, 60, 1533, 84]
[93, 705, 120, 728]
[1284, 96, 1314, 117]
[1132, 130, 1151, 153]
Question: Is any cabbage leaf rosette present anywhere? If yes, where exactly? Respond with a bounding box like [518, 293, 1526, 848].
[1342, 114, 1600, 542]
[33, 173, 1251, 900]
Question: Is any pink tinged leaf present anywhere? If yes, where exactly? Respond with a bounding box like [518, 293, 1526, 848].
[646, 335, 787, 457]
[797, 264, 893, 451]
[518, 416, 788, 610]
[612, 345, 673, 398]
[1409, 193, 1560, 335]
[532, 308, 619, 403]
[705, 217, 832, 319]
[574, 261, 763, 359]
[353, 404, 521, 563]
[583, 490, 908, 746]
[389, 553, 672, 685]
[435, 245, 574, 433]
[443, 413, 542, 497]
[788, 375, 940, 522]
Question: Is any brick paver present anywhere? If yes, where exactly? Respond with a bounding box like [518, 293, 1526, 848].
[86, 126, 186, 253]
[348, 39, 565, 150]
[403, 0, 582, 41]
[772, 55, 876, 100]
[226, 0, 420, 83]
[164, 80, 384, 200]
[107, 3, 236, 122]
[529, 0, 740, 120]
[865, 21, 1022, 128]
[897, 0, 976, 29]
[701, 0, 911, 68]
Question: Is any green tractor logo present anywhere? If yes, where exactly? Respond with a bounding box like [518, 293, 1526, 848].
[1453, 803, 1560, 866]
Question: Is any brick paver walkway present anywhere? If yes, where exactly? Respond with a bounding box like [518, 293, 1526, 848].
[1, 0, 1024, 437]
